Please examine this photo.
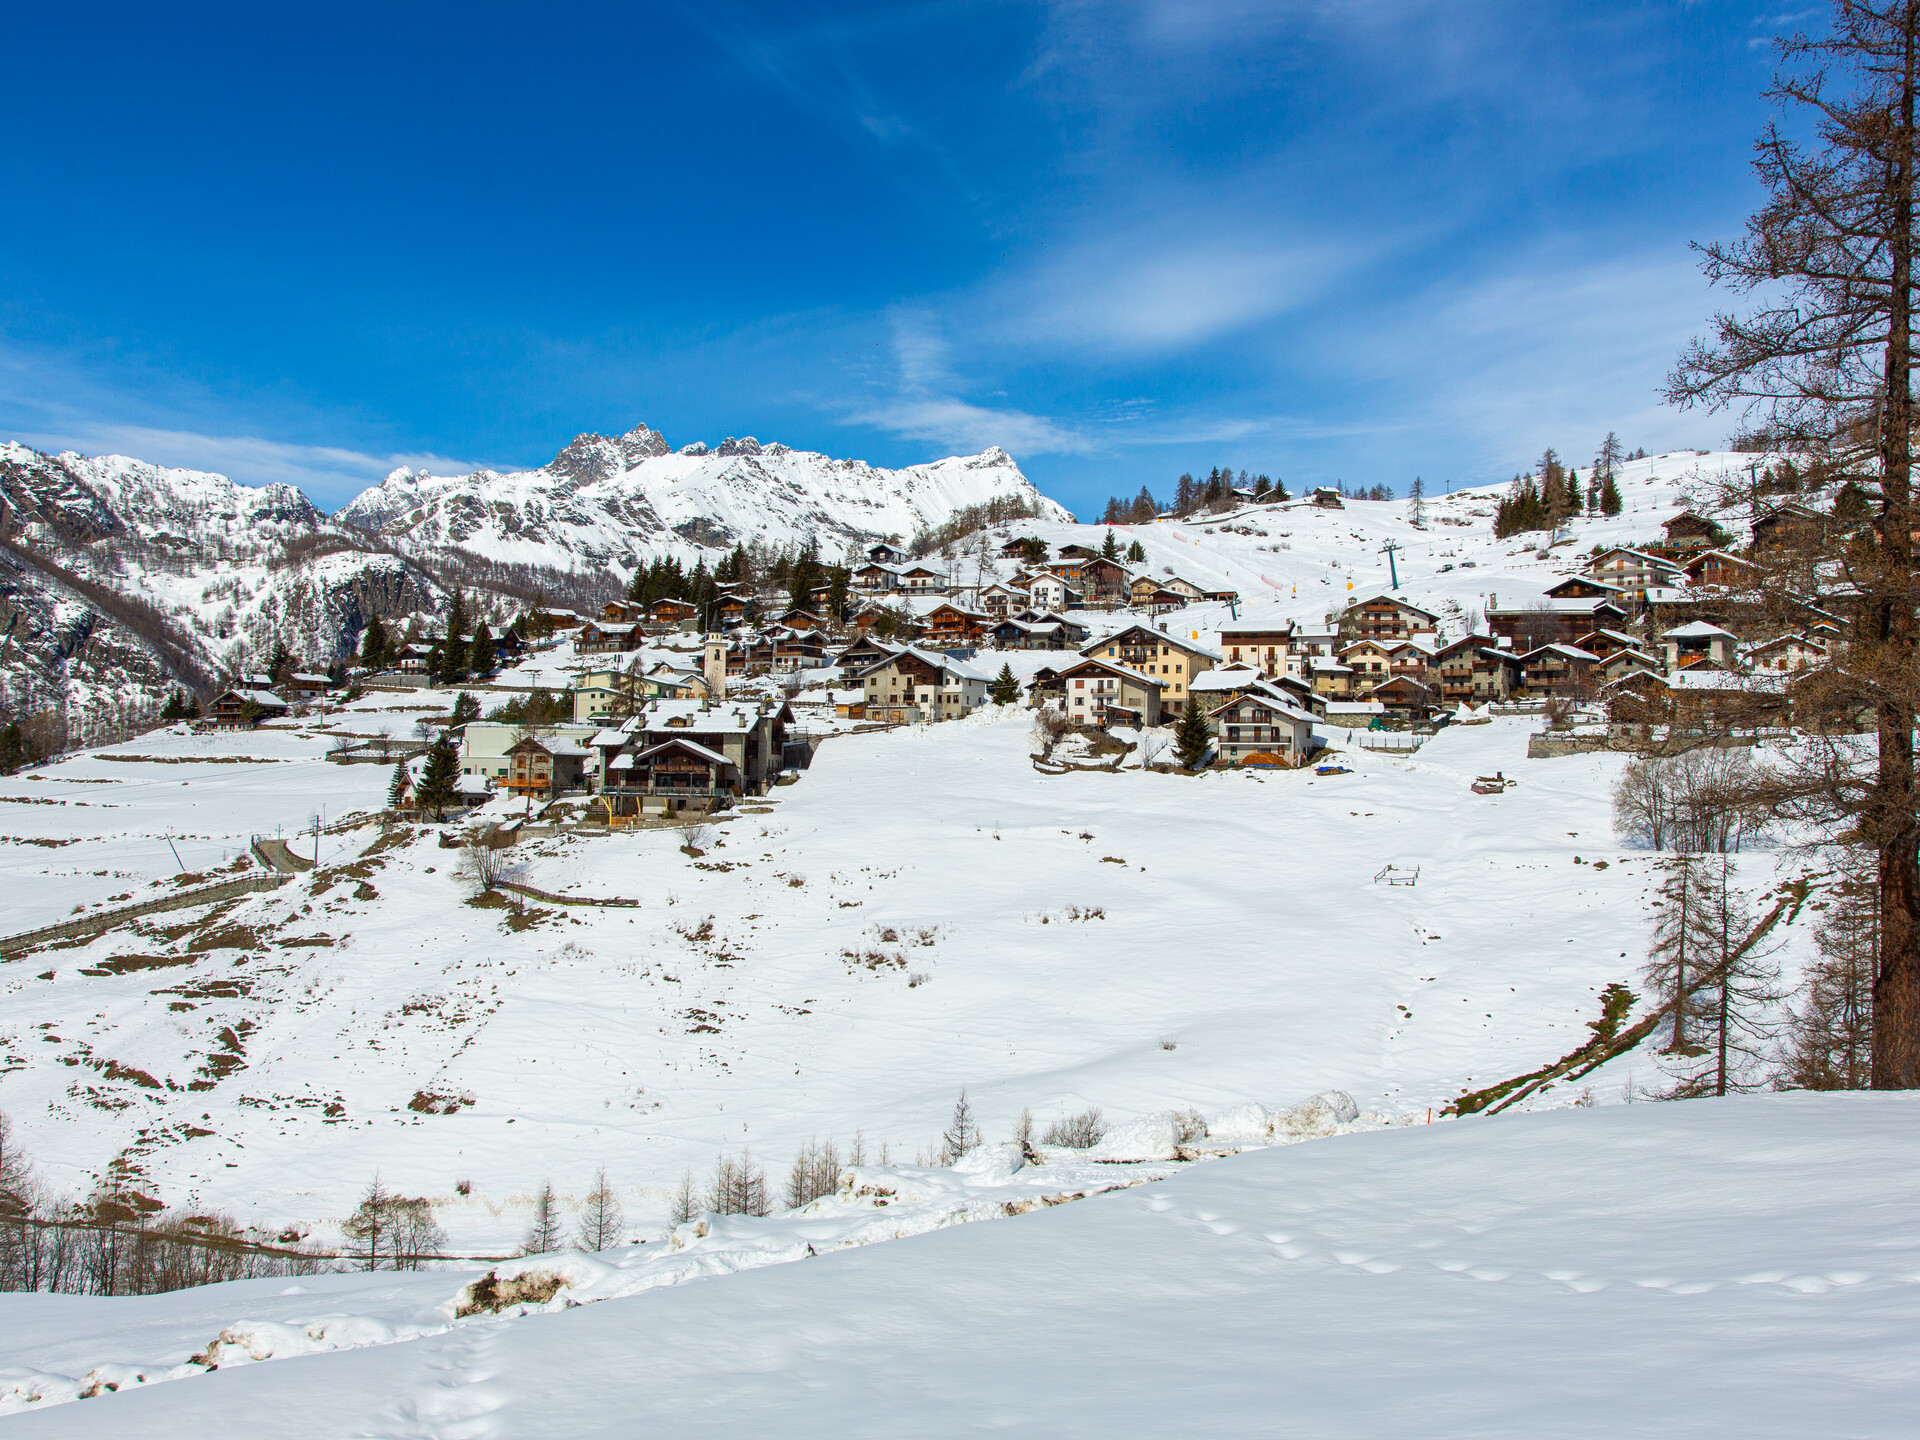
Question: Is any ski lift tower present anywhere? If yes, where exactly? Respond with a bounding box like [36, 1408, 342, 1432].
[1379, 540, 1403, 590]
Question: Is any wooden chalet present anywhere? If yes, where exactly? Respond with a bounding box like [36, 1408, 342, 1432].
[605, 737, 741, 815]
[1751, 502, 1828, 549]
[603, 599, 646, 623]
[1597, 648, 1662, 684]
[998, 537, 1046, 560]
[1131, 582, 1189, 614]
[1056, 543, 1101, 561]
[1661, 621, 1738, 671]
[574, 620, 643, 655]
[922, 603, 991, 647]
[1370, 675, 1439, 720]
[504, 735, 590, 798]
[1344, 594, 1439, 640]
[1519, 644, 1601, 698]
[208, 687, 289, 729]
[530, 606, 585, 630]
[649, 598, 699, 625]
[280, 672, 333, 698]
[1571, 628, 1644, 660]
[1684, 549, 1759, 591]
[1662, 511, 1726, 552]
[853, 562, 901, 593]
[1046, 556, 1130, 603]
[865, 541, 907, 566]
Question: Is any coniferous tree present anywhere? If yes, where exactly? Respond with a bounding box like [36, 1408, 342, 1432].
[942, 1090, 981, 1163]
[1130, 487, 1158, 523]
[1174, 472, 1198, 515]
[1174, 695, 1212, 771]
[266, 637, 294, 684]
[424, 643, 445, 688]
[1126, 539, 1147, 563]
[360, 613, 389, 671]
[468, 622, 496, 676]
[449, 691, 480, 727]
[1253, 475, 1271, 499]
[0, 722, 24, 774]
[990, 663, 1020, 706]
[386, 758, 410, 811]
[441, 589, 469, 678]
[1600, 472, 1624, 516]
[415, 734, 460, 819]
[1101, 529, 1121, 560]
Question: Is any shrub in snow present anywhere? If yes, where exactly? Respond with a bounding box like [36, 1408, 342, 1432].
[1041, 1107, 1105, 1148]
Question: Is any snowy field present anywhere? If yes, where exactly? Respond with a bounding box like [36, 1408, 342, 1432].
[2, 1094, 1913, 1436]
[0, 701, 1823, 1253]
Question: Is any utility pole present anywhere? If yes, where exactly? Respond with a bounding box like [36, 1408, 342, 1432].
[1379, 540, 1403, 590]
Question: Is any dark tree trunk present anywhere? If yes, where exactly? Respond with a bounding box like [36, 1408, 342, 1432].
[1875, 12, 1920, 1088]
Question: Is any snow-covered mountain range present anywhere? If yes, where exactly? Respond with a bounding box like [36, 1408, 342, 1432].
[335, 425, 1070, 565]
[0, 429, 1065, 738]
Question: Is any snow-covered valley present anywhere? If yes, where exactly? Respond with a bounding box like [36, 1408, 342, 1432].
[0, 442, 1893, 1434]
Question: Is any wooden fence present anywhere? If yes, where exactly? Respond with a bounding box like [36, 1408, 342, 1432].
[0, 873, 291, 959]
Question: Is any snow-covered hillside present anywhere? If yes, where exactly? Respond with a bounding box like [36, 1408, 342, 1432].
[939, 448, 1776, 647]
[0, 677, 1827, 1255]
[3, 1094, 1913, 1436]
[334, 426, 1071, 568]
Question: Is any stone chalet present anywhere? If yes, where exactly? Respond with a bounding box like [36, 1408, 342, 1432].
[1051, 657, 1166, 727]
[1207, 681, 1319, 767]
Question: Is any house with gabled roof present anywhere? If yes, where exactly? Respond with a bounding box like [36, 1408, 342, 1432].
[1051, 656, 1165, 727]
[1082, 624, 1218, 706]
[1746, 633, 1828, 673]
[1218, 621, 1297, 678]
[1584, 547, 1684, 603]
[1344, 593, 1439, 640]
[855, 646, 989, 723]
[1207, 681, 1319, 767]
[1684, 549, 1760, 591]
[1519, 643, 1602, 698]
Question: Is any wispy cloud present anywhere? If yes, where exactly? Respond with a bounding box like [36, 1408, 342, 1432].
[844, 309, 1095, 455]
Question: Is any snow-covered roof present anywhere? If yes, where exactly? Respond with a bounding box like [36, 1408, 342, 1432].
[1487, 598, 1623, 615]
[1053, 656, 1166, 689]
[288, 672, 332, 685]
[1662, 621, 1736, 639]
[588, 728, 630, 748]
[1521, 644, 1601, 663]
[633, 738, 735, 767]
[223, 688, 287, 706]
[1190, 665, 1263, 692]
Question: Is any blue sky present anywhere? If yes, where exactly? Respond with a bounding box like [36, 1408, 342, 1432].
[0, 1, 1803, 516]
